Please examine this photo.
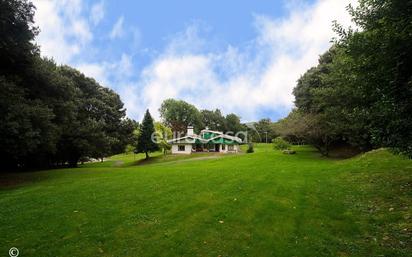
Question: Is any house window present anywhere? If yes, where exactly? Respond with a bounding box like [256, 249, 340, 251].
[228, 145, 234, 151]
[178, 145, 185, 151]
[222, 144, 226, 150]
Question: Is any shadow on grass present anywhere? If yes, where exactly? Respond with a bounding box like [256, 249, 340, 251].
[134, 155, 164, 166]
[134, 153, 224, 166]
[0, 171, 52, 189]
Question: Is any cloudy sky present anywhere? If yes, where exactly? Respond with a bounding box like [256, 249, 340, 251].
[33, 0, 356, 122]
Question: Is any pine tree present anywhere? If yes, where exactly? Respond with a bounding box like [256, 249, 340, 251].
[136, 110, 159, 159]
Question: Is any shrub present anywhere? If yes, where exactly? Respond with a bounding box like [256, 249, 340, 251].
[273, 137, 291, 150]
[282, 149, 296, 155]
[246, 143, 254, 153]
[125, 144, 136, 154]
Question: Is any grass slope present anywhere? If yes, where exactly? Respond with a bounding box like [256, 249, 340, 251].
[0, 145, 411, 257]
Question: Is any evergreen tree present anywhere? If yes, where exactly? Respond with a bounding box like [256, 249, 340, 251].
[136, 110, 159, 159]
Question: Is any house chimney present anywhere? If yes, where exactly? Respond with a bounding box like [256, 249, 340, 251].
[187, 126, 194, 135]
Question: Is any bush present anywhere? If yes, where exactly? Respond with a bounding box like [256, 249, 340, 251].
[246, 143, 254, 153]
[125, 144, 136, 154]
[282, 149, 296, 155]
[273, 137, 291, 150]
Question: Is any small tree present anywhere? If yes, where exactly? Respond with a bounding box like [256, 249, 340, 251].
[154, 122, 172, 155]
[136, 110, 159, 159]
[273, 137, 291, 150]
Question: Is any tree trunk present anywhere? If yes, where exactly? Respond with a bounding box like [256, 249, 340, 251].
[68, 158, 78, 168]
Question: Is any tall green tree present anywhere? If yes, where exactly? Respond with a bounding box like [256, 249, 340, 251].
[225, 113, 245, 135]
[159, 99, 202, 133]
[136, 110, 159, 159]
[289, 0, 412, 156]
[254, 118, 277, 143]
[291, 48, 345, 154]
[0, 0, 38, 76]
[0, 0, 135, 169]
[0, 76, 57, 168]
[154, 122, 172, 154]
[333, 0, 412, 155]
[200, 109, 226, 131]
[56, 66, 134, 166]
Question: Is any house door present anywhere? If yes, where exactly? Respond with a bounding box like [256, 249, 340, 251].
[215, 144, 220, 152]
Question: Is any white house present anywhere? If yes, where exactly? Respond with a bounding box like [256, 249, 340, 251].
[168, 126, 242, 154]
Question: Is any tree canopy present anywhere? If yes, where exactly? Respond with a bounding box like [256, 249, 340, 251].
[0, 0, 135, 169]
[158, 99, 245, 137]
[159, 99, 202, 134]
[282, 0, 412, 156]
[154, 122, 173, 154]
[200, 109, 226, 132]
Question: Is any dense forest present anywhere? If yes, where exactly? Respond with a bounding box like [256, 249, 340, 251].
[0, 0, 135, 169]
[274, 0, 412, 157]
[159, 99, 244, 135]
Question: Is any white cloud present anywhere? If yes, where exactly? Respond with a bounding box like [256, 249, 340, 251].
[164, 22, 210, 55]
[75, 63, 108, 85]
[90, 0, 105, 26]
[110, 16, 125, 39]
[130, 27, 142, 52]
[129, 0, 357, 121]
[75, 53, 143, 119]
[76, 53, 134, 86]
[33, 0, 138, 117]
[33, 0, 357, 122]
[33, 0, 93, 64]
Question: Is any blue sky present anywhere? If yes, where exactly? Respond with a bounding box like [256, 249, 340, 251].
[33, 0, 355, 122]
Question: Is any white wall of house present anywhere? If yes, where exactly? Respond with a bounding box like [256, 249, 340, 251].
[219, 144, 240, 153]
[171, 144, 192, 154]
[170, 143, 240, 154]
[226, 144, 239, 153]
[220, 144, 227, 153]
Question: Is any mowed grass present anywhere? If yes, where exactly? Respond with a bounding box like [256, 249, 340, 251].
[0, 144, 411, 257]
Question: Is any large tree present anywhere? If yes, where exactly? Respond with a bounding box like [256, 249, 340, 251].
[254, 118, 277, 143]
[159, 99, 202, 133]
[275, 110, 339, 156]
[0, 0, 135, 170]
[0, 0, 38, 76]
[57, 66, 134, 166]
[200, 109, 226, 132]
[0, 1, 135, 169]
[289, 0, 412, 156]
[225, 113, 244, 134]
[333, 0, 412, 155]
[0, 75, 57, 168]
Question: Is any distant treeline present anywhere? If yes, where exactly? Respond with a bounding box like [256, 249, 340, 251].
[158, 98, 277, 143]
[159, 99, 245, 135]
[275, 0, 412, 157]
[0, 0, 135, 169]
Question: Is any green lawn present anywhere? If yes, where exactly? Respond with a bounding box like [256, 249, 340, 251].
[0, 144, 411, 257]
